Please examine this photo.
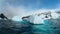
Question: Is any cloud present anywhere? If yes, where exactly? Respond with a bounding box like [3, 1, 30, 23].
[3, 3, 60, 18]
[0, 0, 60, 21]
[3, 3, 36, 19]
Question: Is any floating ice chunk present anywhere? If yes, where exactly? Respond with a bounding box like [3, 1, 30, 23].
[12, 16, 22, 21]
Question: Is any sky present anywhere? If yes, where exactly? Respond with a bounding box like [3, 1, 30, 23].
[6, 0, 60, 9]
[0, 0, 60, 19]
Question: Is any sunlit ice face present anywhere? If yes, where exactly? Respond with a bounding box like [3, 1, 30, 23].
[51, 12, 60, 19]
[33, 14, 48, 24]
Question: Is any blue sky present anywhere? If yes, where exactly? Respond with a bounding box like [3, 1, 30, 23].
[0, 0, 60, 12]
[7, 0, 60, 9]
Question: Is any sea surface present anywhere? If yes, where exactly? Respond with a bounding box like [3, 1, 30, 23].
[0, 19, 60, 34]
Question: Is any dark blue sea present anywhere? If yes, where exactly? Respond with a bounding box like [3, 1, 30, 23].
[0, 19, 60, 34]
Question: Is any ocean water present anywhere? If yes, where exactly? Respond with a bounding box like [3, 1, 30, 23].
[0, 19, 60, 34]
[30, 20, 53, 34]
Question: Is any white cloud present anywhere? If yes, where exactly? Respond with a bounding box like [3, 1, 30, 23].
[0, 1, 60, 21]
[3, 3, 34, 20]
